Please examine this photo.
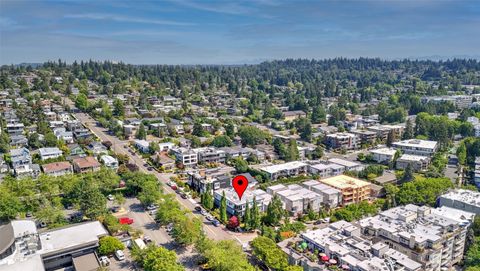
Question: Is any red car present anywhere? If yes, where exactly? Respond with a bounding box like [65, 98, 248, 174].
[119, 217, 134, 225]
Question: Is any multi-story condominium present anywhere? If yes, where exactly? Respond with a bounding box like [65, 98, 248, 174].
[367, 124, 404, 142]
[422, 95, 473, 109]
[392, 139, 438, 157]
[193, 147, 226, 164]
[325, 132, 359, 150]
[260, 161, 308, 180]
[171, 147, 198, 167]
[328, 158, 364, 172]
[308, 163, 344, 178]
[41, 161, 73, 177]
[279, 221, 422, 271]
[213, 185, 272, 217]
[219, 146, 265, 161]
[396, 154, 430, 171]
[38, 147, 63, 161]
[370, 147, 397, 164]
[301, 180, 343, 209]
[266, 184, 322, 215]
[475, 157, 480, 188]
[351, 129, 377, 145]
[438, 189, 480, 215]
[187, 166, 236, 193]
[319, 175, 371, 206]
[358, 205, 474, 271]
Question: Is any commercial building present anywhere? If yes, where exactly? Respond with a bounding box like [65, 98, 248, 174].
[325, 132, 359, 151]
[319, 175, 371, 205]
[396, 154, 430, 171]
[0, 220, 108, 271]
[392, 139, 438, 157]
[358, 204, 474, 270]
[260, 161, 308, 180]
[279, 221, 422, 271]
[438, 189, 480, 215]
[266, 184, 322, 216]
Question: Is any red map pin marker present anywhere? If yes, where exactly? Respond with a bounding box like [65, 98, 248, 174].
[232, 175, 248, 200]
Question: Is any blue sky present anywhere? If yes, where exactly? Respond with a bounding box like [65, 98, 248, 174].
[0, 0, 479, 64]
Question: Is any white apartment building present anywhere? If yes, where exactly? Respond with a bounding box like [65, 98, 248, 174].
[438, 189, 480, 215]
[370, 147, 397, 163]
[359, 204, 474, 271]
[396, 154, 430, 171]
[302, 180, 343, 209]
[260, 161, 308, 180]
[266, 184, 322, 215]
[172, 147, 198, 167]
[308, 163, 344, 178]
[392, 139, 438, 156]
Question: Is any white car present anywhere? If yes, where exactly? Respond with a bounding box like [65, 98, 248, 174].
[107, 194, 114, 201]
[115, 250, 125, 261]
[99, 256, 110, 266]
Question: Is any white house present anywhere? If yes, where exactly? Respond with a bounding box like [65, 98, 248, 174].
[134, 140, 150, 153]
[100, 155, 119, 170]
[38, 147, 63, 160]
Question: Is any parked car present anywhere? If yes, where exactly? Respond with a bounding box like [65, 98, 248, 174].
[194, 205, 202, 212]
[115, 250, 125, 261]
[146, 204, 158, 211]
[206, 215, 214, 221]
[147, 167, 154, 171]
[148, 210, 157, 216]
[119, 217, 134, 225]
[212, 220, 220, 227]
[166, 223, 174, 233]
[313, 220, 322, 225]
[144, 235, 153, 243]
[171, 185, 178, 191]
[200, 209, 208, 216]
[180, 193, 188, 199]
[107, 194, 114, 201]
[99, 256, 110, 266]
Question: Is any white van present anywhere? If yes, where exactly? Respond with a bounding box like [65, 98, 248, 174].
[114, 250, 125, 261]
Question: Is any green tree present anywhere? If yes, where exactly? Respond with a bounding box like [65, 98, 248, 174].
[311, 105, 326, 123]
[211, 135, 233, 147]
[0, 188, 22, 220]
[75, 93, 89, 111]
[243, 202, 251, 231]
[113, 98, 125, 117]
[138, 181, 162, 206]
[396, 177, 453, 206]
[400, 164, 414, 183]
[172, 216, 203, 246]
[192, 122, 206, 137]
[403, 118, 414, 139]
[155, 194, 184, 225]
[98, 236, 125, 255]
[250, 236, 289, 270]
[148, 141, 160, 154]
[200, 240, 256, 271]
[232, 157, 249, 173]
[265, 195, 284, 226]
[220, 191, 228, 223]
[384, 183, 399, 208]
[238, 125, 269, 146]
[457, 142, 467, 165]
[142, 246, 184, 271]
[44, 132, 58, 147]
[284, 139, 299, 161]
[75, 180, 107, 219]
[251, 197, 261, 229]
[136, 123, 147, 140]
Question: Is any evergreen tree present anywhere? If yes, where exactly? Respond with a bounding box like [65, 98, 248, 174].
[401, 164, 414, 184]
[265, 195, 283, 226]
[311, 105, 326, 124]
[220, 191, 228, 223]
[243, 202, 251, 231]
[386, 130, 395, 147]
[403, 118, 414, 139]
[285, 139, 299, 161]
[251, 197, 261, 230]
[136, 123, 147, 140]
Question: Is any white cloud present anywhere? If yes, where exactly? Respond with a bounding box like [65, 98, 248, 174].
[64, 13, 194, 26]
